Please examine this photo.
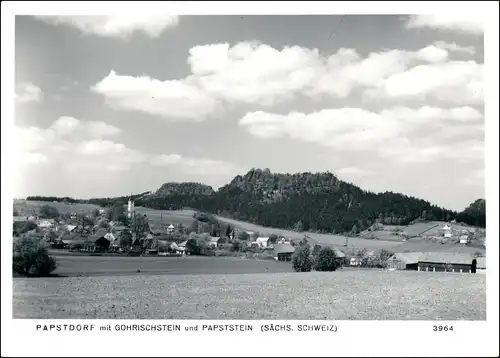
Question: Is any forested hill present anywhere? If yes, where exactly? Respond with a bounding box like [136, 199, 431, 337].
[456, 198, 486, 227]
[25, 168, 486, 233]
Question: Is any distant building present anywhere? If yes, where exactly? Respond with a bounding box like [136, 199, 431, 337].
[442, 224, 452, 238]
[387, 252, 423, 270]
[459, 235, 469, 245]
[13, 216, 29, 223]
[37, 219, 55, 228]
[127, 198, 135, 219]
[269, 244, 295, 261]
[350, 257, 363, 266]
[167, 224, 175, 234]
[417, 252, 476, 273]
[208, 237, 226, 248]
[256, 237, 270, 248]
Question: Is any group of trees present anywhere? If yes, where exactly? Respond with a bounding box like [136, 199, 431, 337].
[291, 238, 339, 272]
[13, 235, 57, 277]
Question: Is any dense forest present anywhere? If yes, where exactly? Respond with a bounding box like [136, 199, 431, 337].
[25, 168, 486, 233]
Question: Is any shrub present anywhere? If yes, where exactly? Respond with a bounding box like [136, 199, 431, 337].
[215, 249, 228, 257]
[314, 247, 338, 272]
[292, 246, 312, 272]
[312, 244, 322, 257]
[13, 235, 57, 277]
[237, 231, 250, 241]
[39, 204, 59, 219]
[268, 234, 278, 244]
[186, 238, 201, 255]
[231, 239, 243, 252]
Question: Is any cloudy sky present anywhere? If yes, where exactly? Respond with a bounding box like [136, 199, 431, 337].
[14, 14, 484, 211]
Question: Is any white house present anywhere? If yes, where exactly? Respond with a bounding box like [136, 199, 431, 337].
[256, 237, 269, 248]
[443, 224, 452, 238]
[167, 224, 175, 234]
[104, 232, 116, 243]
[98, 209, 106, 214]
[459, 235, 469, 244]
[38, 219, 55, 228]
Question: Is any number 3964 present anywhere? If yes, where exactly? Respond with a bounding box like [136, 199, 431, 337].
[433, 325, 454, 332]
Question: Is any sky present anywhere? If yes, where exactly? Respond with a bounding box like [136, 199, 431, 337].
[14, 14, 485, 211]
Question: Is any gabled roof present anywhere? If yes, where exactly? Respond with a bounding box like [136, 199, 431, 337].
[168, 224, 174, 229]
[94, 228, 108, 238]
[273, 243, 295, 254]
[66, 225, 77, 232]
[389, 252, 424, 265]
[104, 232, 116, 241]
[178, 240, 188, 247]
[419, 252, 475, 265]
[332, 248, 346, 258]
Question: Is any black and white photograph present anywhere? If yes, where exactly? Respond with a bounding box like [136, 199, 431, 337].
[2, 2, 498, 357]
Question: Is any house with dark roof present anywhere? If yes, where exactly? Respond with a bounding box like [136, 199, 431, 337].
[267, 243, 295, 261]
[387, 252, 424, 270]
[208, 236, 227, 248]
[417, 252, 476, 273]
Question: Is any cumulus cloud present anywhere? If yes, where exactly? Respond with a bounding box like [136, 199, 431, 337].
[91, 41, 483, 119]
[14, 117, 132, 171]
[239, 106, 484, 163]
[405, 14, 484, 35]
[34, 15, 180, 38]
[92, 70, 220, 120]
[365, 60, 483, 105]
[15, 82, 43, 104]
[15, 116, 236, 176]
[433, 40, 476, 55]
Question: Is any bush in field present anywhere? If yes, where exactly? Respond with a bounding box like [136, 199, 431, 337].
[314, 247, 338, 272]
[231, 239, 243, 252]
[186, 238, 202, 255]
[312, 244, 322, 257]
[39, 204, 59, 219]
[237, 231, 250, 241]
[268, 234, 278, 244]
[13, 235, 57, 277]
[292, 245, 312, 272]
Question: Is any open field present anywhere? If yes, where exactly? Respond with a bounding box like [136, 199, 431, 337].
[134, 207, 197, 228]
[13, 270, 486, 320]
[47, 255, 292, 276]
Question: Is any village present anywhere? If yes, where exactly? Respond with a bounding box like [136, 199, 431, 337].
[13, 197, 486, 274]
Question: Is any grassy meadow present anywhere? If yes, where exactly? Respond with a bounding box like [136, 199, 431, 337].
[47, 254, 292, 276]
[13, 270, 486, 320]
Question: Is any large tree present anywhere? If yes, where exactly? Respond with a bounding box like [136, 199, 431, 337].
[39, 205, 59, 219]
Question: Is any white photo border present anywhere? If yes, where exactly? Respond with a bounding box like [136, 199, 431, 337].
[2, 2, 498, 357]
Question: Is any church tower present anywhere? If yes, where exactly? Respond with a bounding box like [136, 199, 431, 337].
[127, 196, 135, 220]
